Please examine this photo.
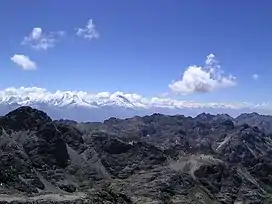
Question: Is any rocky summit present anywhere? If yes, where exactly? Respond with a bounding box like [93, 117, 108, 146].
[0, 107, 272, 203]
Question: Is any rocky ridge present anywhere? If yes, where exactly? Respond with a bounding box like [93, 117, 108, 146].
[0, 107, 272, 203]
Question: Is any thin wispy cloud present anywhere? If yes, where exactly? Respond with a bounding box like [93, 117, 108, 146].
[76, 19, 99, 40]
[11, 54, 37, 70]
[169, 54, 236, 94]
[252, 74, 259, 80]
[22, 27, 65, 50]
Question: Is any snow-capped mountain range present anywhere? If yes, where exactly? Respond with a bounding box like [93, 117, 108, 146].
[0, 87, 270, 121]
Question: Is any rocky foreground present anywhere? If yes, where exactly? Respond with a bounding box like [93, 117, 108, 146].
[0, 107, 272, 203]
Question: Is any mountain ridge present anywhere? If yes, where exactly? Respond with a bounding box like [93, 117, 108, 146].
[1, 106, 272, 203]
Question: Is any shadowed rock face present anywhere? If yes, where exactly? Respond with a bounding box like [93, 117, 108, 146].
[0, 106, 272, 203]
[54, 123, 87, 154]
[33, 122, 69, 168]
[91, 135, 167, 178]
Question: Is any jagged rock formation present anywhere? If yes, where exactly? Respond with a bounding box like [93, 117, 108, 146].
[0, 106, 272, 203]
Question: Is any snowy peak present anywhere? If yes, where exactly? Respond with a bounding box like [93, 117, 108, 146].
[54, 92, 93, 107]
[0, 87, 267, 113]
[0, 88, 139, 109]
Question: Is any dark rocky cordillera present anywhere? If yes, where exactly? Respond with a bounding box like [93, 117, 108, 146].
[1, 106, 272, 203]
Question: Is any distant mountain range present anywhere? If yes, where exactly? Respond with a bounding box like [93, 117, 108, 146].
[0, 89, 268, 122]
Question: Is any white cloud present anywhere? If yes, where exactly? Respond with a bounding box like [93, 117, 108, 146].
[169, 54, 236, 94]
[252, 74, 259, 80]
[76, 19, 99, 40]
[22, 27, 65, 50]
[10, 54, 37, 70]
[31, 28, 42, 40]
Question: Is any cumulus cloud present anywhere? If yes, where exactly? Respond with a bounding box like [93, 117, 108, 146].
[11, 54, 37, 70]
[76, 19, 99, 40]
[169, 54, 236, 94]
[252, 74, 259, 80]
[22, 27, 65, 50]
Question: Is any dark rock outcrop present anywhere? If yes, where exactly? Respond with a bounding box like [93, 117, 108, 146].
[54, 123, 87, 153]
[91, 134, 167, 178]
[0, 106, 52, 131]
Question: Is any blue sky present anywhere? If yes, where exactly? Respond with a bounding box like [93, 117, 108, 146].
[1, 0, 272, 105]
